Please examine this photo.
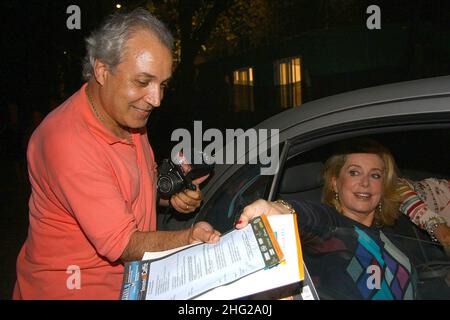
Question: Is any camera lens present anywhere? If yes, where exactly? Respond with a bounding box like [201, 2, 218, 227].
[157, 176, 174, 195]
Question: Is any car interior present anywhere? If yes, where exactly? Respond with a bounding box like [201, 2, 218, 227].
[275, 128, 450, 299]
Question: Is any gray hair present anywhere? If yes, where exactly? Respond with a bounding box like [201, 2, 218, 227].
[82, 7, 173, 81]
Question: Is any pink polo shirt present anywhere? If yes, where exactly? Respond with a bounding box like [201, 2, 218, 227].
[14, 84, 157, 299]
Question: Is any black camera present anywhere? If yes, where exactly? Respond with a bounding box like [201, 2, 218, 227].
[157, 149, 214, 198]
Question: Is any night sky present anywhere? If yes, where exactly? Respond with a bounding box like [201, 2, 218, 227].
[0, 1, 119, 113]
[2, 0, 450, 115]
[2, 0, 450, 172]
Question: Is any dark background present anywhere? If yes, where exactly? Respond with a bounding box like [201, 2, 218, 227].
[1, 0, 450, 299]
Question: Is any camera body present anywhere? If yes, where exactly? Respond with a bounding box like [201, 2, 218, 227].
[156, 149, 214, 198]
[157, 159, 196, 198]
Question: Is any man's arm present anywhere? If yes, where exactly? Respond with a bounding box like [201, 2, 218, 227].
[120, 221, 220, 262]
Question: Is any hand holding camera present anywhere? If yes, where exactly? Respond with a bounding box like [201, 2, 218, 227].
[157, 149, 214, 213]
[169, 175, 209, 213]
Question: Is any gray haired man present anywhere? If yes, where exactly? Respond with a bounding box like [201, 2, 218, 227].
[14, 8, 219, 300]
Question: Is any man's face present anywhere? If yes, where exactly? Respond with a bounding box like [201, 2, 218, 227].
[99, 30, 173, 132]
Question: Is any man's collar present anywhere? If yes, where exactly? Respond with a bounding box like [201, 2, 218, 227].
[80, 83, 137, 145]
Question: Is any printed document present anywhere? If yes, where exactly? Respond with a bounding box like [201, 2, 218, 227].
[120, 216, 283, 300]
[195, 214, 303, 299]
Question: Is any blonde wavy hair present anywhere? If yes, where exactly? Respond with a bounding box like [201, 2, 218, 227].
[322, 138, 401, 227]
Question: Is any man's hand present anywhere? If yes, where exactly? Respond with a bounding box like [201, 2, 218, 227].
[120, 221, 220, 261]
[170, 175, 209, 213]
[188, 221, 221, 244]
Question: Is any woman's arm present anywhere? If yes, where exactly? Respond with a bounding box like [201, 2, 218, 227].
[289, 199, 342, 229]
[398, 178, 449, 245]
[236, 198, 341, 233]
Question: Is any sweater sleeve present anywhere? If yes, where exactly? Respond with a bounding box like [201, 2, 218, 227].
[398, 178, 446, 231]
[287, 199, 344, 235]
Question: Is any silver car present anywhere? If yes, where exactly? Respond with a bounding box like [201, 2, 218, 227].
[161, 76, 450, 299]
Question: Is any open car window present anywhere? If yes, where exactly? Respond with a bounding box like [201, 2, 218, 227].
[277, 129, 450, 299]
[199, 165, 273, 233]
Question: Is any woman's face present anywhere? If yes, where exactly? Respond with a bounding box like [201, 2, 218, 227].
[332, 153, 384, 225]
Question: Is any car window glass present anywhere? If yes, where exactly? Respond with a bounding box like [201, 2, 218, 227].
[294, 218, 450, 299]
[200, 165, 273, 233]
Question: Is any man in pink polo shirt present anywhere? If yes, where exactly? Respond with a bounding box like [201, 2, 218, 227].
[14, 8, 220, 300]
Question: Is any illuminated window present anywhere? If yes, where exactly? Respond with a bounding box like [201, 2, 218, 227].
[231, 67, 254, 112]
[276, 57, 301, 85]
[233, 67, 254, 85]
[274, 57, 302, 108]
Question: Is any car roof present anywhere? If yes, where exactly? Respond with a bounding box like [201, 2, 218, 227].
[255, 75, 450, 131]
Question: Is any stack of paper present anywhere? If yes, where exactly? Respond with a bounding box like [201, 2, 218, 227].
[120, 214, 305, 300]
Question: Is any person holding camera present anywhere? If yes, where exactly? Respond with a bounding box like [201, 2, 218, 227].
[13, 8, 220, 300]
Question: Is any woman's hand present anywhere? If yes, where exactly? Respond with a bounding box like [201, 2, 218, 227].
[435, 223, 450, 247]
[235, 199, 290, 229]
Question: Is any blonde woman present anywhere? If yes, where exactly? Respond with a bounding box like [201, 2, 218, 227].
[237, 139, 417, 300]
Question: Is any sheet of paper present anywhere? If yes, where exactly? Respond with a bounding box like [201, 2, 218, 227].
[142, 243, 195, 260]
[195, 214, 303, 300]
[144, 223, 267, 300]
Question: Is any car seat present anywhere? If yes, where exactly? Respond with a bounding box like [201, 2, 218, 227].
[278, 162, 324, 203]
